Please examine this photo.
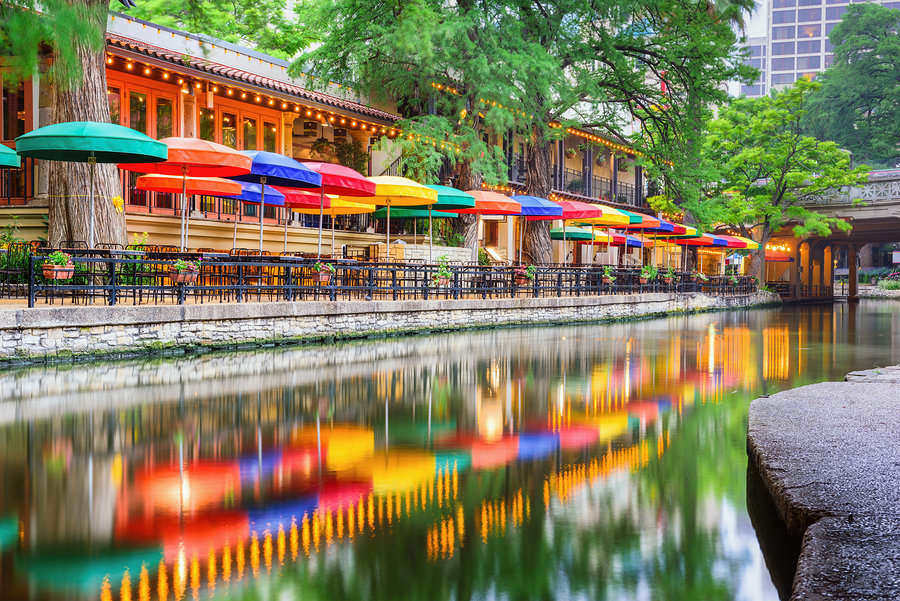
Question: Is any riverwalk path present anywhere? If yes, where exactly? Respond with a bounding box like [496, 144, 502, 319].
[748, 366, 900, 600]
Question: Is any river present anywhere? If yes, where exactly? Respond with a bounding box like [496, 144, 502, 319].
[1, 301, 898, 601]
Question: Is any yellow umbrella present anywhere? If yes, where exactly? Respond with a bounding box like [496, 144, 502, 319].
[292, 199, 376, 256]
[368, 176, 439, 256]
[732, 235, 759, 250]
[576, 204, 631, 227]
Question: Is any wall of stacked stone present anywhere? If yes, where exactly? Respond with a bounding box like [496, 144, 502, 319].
[0, 291, 779, 365]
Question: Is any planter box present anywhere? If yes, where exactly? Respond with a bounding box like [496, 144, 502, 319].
[170, 269, 199, 285]
[662, 277, 674, 285]
[514, 275, 532, 286]
[602, 277, 614, 285]
[639, 277, 650, 285]
[315, 271, 333, 285]
[42, 263, 74, 280]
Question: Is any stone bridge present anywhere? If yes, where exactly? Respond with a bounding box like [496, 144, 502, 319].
[771, 170, 900, 301]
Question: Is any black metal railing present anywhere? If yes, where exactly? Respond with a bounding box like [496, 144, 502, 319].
[19, 251, 759, 308]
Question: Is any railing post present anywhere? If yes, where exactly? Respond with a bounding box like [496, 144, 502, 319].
[27, 254, 35, 308]
[533, 270, 539, 298]
[285, 266, 293, 301]
[177, 283, 186, 305]
[556, 271, 562, 297]
[391, 267, 398, 301]
[237, 264, 244, 303]
[367, 266, 375, 300]
[107, 259, 117, 306]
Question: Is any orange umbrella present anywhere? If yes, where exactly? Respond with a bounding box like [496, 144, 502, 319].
[119, 138, 252, 250]
[456, 191, 521, 262]
[136, 174, 242, 196]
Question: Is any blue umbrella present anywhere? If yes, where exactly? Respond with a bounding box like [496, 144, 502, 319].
[231, 151, 321, 251]
[213, 182, 285, 248]
[511, 195, 562, 264]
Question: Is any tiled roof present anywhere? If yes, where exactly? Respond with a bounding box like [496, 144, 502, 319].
[106, 33, 400, 123]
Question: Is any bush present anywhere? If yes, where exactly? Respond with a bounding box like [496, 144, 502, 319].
[877, 279, 900, 290]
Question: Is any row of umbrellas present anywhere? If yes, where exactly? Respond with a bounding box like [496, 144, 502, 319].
[5, 120, 758, 262]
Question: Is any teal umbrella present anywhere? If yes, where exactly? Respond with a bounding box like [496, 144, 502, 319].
[550, 226, 594, 241]
[16, 121, 167, 247]
[0, 144, 20, 168]
[423, 185, 476, 262]
[372, 207, 457, 219]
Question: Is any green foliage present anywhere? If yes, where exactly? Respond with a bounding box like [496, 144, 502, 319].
[515, 264, 536, 280]
[641, 264, 658, 280]
[878, 279, 900, 290]
[478, 247, 491, 266]
[0, 216, 20, 248]
[663, 267, 676, 281]
[313, 261, 335, 274]
[46, 251, 71, 266]
[602, 265, 616, 282]
[803, 4, 900, 168]
[432, 254, 452, 284]
[699, 80, 870, 267]
[172, 258, 200, 272]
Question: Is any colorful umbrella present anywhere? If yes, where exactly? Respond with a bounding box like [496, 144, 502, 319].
[371, 207, 456, 246]
[0, 144, 20, 168]
[424, 185, 476, 262]
[136, 174, 242, 197]
[231, 151, 321, 251]
[550, 226, 594, 241]
[17, 121, 168, 247]
[511, 195, 562, 264]
[455, 190, 521, 262]
[301, 162, 375, 256]
[368, 176, 438, 257]
[119, 137, 250, 250]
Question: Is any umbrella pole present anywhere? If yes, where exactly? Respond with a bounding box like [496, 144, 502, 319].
[563, 222, 567, 266]
[386, 202, 391, 260]
[88, 155, 96, 248]
[316, 188, 324, 258]
[428, 206, 433, 263]
[258, 177, 266, 252]
[283, 208, 288, 253]
[331, 216, 336, 257]
[232, 219, 238, 249]
[180, 166, 188, 251]
[472, 215, 480, 263]
[518, 217, 525, 265]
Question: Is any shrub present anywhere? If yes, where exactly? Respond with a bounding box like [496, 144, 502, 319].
[877, 279, 900, 290]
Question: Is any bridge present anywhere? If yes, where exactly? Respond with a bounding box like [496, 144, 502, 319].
[768, 169, 900, 302]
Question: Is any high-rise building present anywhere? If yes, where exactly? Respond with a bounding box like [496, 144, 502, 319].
[733, 0, 900, 98]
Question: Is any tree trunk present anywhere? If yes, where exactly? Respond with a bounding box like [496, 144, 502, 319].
[452, 158, 481, 250]
[523, 125, 552, 264]
[47, 0, 126, 247]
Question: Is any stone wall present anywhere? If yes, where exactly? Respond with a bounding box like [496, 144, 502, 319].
[0, 291, 779, 363]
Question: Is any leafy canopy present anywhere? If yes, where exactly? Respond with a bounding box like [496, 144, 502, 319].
[803, 3, 900, 168]
[701, 79, 869, 243]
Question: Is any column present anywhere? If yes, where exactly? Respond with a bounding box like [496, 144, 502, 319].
[790, 242, 801, 298]
[610, 156, 619, 202]
[634, 165, 643, 206]
[584, 146, 593, 197]
[848, 244, 858, 301]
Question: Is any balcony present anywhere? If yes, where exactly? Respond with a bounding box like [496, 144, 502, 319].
[507, 155, 644, 207]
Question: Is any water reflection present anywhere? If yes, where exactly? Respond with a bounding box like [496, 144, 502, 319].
[1, 301, 900, 601]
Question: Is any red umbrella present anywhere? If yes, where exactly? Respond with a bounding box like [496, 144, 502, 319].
[302, 162, 375, 256]
[136, 174, 242, 197]
[525, 200, 602, 222]
[120, 138, 252, 250]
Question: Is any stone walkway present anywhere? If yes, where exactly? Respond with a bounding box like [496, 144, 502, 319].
[747, 369, 900, 600]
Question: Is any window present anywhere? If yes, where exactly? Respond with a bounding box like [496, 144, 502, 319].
[221, 111, 237, 148]
[825, 54, 834, 67]
[263, 121, 277, 152]
[243, 117, 258, 150]
[797, 39, 821, 54]
[741, 84, 763, 96]
[826, 22, 838, 34]
[748, 45, 765, 57]
[826, 6, 846, 19]
[199, 108, 215, 141]
[773, 42, 795, 55]
[798, 0, 820, 6]
[772, 73, 796, 84]
[825, 39, 834, 52]
[156, 98, 173, 138]
[746, 58, 764, 69]
[797, 55, 820, 69]
[797, 24, 821, 37]
[772, 57, 795, 71]
[797, 7, 821, 21]
[772, 10, 796, 23]
[107, 87, 121, 125]
[128, 91, 147, 133]
[773, 26, 795, 40]
[826, 0, 846, 4]
[1, 83, 25, 141]
[798, 72, 818, 81]
[773, 0, 795, 7]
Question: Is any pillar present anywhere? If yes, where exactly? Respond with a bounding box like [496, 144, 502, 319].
[791, 242, 801, 298]
[848, 244, 858, 301]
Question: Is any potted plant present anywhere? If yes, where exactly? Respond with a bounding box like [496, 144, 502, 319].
[694, 272, 709, 284]
[514, 264, 536, 286]
[432, 255, 452, 286]
[170, 258, 200, 284]
[639, 264, 658, 285]
[42, 251, 74, 280]
[601, 265, 616, 285]
[565, 148, 577, 159]
[313, 261, 336, 284]
[662, 267, 676, 285]
[729, 274, 739, 285]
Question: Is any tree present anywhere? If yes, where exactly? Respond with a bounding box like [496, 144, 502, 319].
[696, 80, 869, 281]
[292, 0, 753, 263]
[803, 4, 900, 169]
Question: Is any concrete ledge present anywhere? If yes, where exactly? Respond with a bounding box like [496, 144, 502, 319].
[1, 291, 779, 363]
[747, 374, 900, 600]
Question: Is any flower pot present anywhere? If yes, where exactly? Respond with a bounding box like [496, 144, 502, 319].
[170, 268, 199, 285]
[639, 277, 649, 285]
[602, 277, 614, 285]
[515, 274, 531, 286]
[663, 277, 673, 285]
[435, 275, 450, 287]
[315, 271, 333, 285]
[42, 263, 74, 280]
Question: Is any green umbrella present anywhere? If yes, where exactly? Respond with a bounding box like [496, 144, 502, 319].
[550, 226, 594, 241]
[422, 185, 476, 262]
[16, 122, 167, 247]
[372, 207, 457, 219]
[0, 144, 20, 168]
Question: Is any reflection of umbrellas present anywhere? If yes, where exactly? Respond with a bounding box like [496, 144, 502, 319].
[0, 143, 20, 168]
[131, 461, 241, 515]
[353, 450, 436, 494]
[511, 195, 561, 264]
[626, 401, 660, 421]
[440, 435, 520, 470]
[119, 137, 249, 250]
[231, 151, 321, 251]
[434, 449, 472, 473]
[456, 190, 521, 263]
[0, 514, 17, 551]
[517, 432, 560, 460]
[574, 412, 629, 441]
[424, 185, 476, 262]
[248, 497, 316, 532]
[368, 176, 438, 257]
[317, 480, 373, 511]
[117, 511, 248, 561]
[379, 419, 457, 445]
[17, 121, 167, 247]
[15, 547, 164, 594]
[292, 425, 374, 474]
[302, 162, 375, 257]
[558, 426, 600, 450]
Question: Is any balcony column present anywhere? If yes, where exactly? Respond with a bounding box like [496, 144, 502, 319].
[611, 155, 619, 203]
[506, 132, 514, 184]
[848, 243, 858, 302]
[556, 139, 565, 190]
[583, 146, 593, 197]
[634, 165, 643, 206]
[790, 242, 801, 298]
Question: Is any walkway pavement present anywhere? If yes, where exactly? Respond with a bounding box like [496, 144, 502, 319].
[747, 370, 900, 600]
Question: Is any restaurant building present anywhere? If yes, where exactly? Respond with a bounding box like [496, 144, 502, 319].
[0, 13, 650, 261]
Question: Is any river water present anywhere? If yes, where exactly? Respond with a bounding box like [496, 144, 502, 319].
[1, 301, 899, 601]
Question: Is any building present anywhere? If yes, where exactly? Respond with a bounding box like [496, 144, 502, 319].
[1, 13, 649, 261]
[735, 0, 899, 98]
